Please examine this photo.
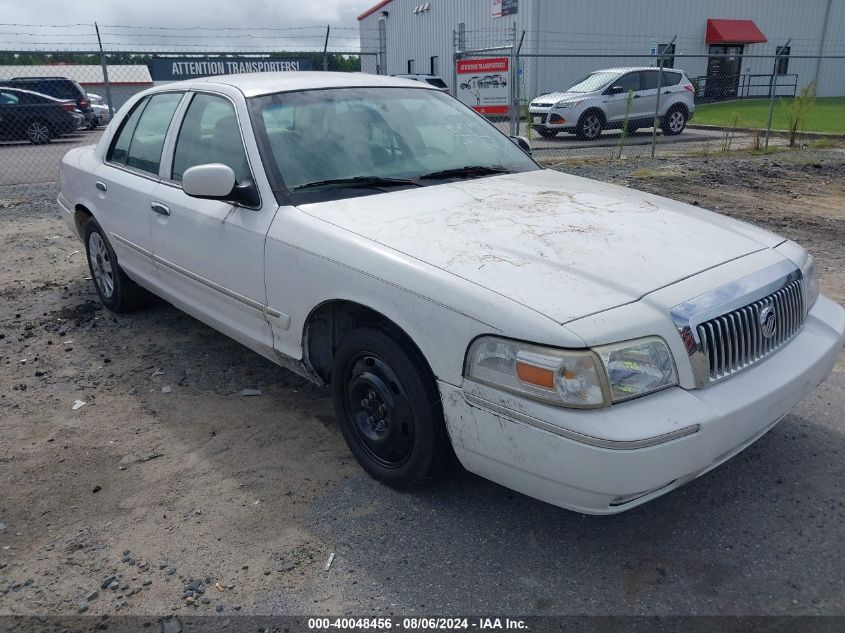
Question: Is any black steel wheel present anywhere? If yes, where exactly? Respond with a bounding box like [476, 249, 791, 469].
[331, 326, 449, 489]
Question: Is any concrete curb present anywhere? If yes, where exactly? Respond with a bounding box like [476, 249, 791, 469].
[687, 124, 845, 140]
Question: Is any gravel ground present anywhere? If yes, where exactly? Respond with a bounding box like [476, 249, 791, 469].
[0, 148, 843, 620]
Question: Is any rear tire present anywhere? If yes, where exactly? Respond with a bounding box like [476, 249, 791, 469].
[25, 119, 52, 144]
[576, 110, 605, 141]
[83, 218, 149, 312]
[661, 106, 687, 136]
[331, 326, 449, 490]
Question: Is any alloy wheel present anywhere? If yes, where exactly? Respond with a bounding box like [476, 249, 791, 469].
[668, 111, 685, 133]
[26, 121, 50, 144]
[582, 114, 602, 139]
[88, 232, 115, 299]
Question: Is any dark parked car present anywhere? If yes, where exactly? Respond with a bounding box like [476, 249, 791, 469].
[4, 76, 97, 129]
[0, 87, 84, 144]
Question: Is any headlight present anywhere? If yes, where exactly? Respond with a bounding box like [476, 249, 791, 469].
[594, 337, 678, 403]
[555, 100, 583, 108]
[801, 254, 819, 313]
[464, 337, 609, 409]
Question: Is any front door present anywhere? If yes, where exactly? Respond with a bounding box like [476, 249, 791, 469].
[149, 91, 276, 358]
[706, 44, 744, 101]
[604, 72, 644, 123]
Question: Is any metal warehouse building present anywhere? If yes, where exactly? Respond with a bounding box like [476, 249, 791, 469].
[358, 0, 843, 108]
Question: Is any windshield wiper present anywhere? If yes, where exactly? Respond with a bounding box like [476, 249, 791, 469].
[293, 176, 421, 191]
[419, 165, 513, 181]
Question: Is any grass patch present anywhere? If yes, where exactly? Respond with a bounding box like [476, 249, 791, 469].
[694, 97, 845, 134]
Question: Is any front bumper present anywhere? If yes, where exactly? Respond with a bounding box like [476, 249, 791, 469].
[440, 295, 845, 514]
[529, 106, 574, 130]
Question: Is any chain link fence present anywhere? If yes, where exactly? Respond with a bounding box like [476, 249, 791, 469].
[0, 23, 376, 185]
[1, 22, 843, 185]
[451, 26, 843, 164]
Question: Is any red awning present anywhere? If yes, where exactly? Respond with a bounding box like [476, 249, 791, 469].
[705, 19, 767, 44]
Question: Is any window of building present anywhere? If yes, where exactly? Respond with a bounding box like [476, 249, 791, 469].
[430, 56, 439, 76]
[407, 59, 416, 74]
[658, 43, 675, 69]
[776, 46, 791, 75]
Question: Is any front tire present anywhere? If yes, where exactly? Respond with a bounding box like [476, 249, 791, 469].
[662, 106, 687, 136]
[331, 326, 449, 490]
[576, 111, 605, 141]
[83, 219, 148, 312]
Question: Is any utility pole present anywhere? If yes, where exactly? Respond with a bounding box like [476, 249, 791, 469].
[94, 22, 114, 118]
[322, 25, 331, 71]
[650, 34, 676, 158]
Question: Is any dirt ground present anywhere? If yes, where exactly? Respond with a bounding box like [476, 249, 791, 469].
[1, 148, 843, 621]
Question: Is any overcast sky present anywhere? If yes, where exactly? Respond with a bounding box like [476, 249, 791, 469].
[0, 0, 369, 50]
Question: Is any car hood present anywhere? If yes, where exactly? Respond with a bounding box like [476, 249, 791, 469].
[533, 91, 594, 104]
[298, 169, 783, 324]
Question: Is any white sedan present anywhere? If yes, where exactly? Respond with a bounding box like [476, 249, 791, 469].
[58, 72, 845, 514]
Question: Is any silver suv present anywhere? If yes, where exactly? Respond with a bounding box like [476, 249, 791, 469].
[529, 67, 695, 140]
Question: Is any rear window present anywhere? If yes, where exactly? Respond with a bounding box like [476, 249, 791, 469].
[661, 71, 682, 86]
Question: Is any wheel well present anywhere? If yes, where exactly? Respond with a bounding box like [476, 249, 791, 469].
[579, 108, 606, 125]
[666, 102, 688, 117]
[303, 300, 432, 386]
[73, 204, 93, 237]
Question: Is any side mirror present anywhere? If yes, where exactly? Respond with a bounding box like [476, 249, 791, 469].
[510, 135, 532, 155]
[607, 85, 624, 95]
[182, 163, 259, 208]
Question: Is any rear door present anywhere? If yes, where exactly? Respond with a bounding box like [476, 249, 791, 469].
[148, 91, 276, 357]
[637, 70, 661, 123]
[93, 92, 184, 284]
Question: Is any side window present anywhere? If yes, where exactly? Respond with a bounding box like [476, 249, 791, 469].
[0, 91, 19, 105]
[640, 70, 660, 91]
[661, 71, 682, 87]
[109, 97, 148, 165]
[612, 72, 641, 93]
[171, 93, 250, 183]
[125, 92, 183, 175]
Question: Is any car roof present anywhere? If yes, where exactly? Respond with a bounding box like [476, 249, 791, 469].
[597, 67, 683, 73]
[0, 85, 62, 101]
[169, 71, 437, 98]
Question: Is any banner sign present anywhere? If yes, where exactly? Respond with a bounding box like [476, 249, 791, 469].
[456, 57, 510, 115]
[150, 56, 312, 82]
[492, 0, 518, 18]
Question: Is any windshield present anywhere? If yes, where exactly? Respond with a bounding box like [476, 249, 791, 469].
[563, 71, 620, 93]
[249, 87, 537, 199]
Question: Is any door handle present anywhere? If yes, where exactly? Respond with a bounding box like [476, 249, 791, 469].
[633, 95, 641, 98]
[95, 181, 107, 192]
[150, 202, 171, 216]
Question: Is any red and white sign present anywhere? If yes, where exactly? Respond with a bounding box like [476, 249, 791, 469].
[456, 57, 510, 115]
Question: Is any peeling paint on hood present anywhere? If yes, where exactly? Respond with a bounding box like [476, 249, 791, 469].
[299, 169, 784, 324]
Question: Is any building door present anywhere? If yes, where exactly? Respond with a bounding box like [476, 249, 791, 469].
[705, 44, 743, 102]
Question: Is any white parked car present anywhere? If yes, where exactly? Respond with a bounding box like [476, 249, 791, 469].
[529, 67, 695, 139]
[87, 93, 111, 126]
[58, 73, 844, 514]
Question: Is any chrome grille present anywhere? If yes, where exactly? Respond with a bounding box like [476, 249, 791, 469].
[532, 103, 553, 108]
[696, 279, 805, 381]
